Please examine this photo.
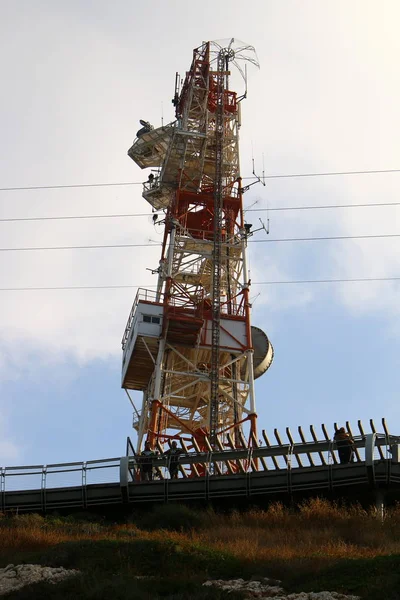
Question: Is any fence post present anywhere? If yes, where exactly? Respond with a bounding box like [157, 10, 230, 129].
[0, 467, 4, 512]
[365, 433, 377, 487]
[120, 457, 130, 503]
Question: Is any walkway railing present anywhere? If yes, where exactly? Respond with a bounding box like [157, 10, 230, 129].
[2, 420, 399, 512]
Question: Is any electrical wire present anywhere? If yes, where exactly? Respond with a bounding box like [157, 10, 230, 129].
[1, 201, 400, 223]
[0, 233, 399, 252]
[0, 277, 399, 291]
[252, 233, 400, 244]
[254, 277, 400, 285]
[248, 201, 400, 213]
[261, 168, 400, 180]
[0, 243, 161, 252]
[0, 213, 151, 223]
[1, 168, 399, 193]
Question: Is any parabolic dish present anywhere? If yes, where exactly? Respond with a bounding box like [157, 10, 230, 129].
[252, 326, 274, 379]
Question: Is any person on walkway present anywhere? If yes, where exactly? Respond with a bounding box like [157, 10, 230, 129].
[140, 441, 156, 481]
[334, 427, 355, 464]
[164, 440, 181, 479]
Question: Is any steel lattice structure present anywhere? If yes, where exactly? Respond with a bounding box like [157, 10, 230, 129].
[122, 40, 273, 458]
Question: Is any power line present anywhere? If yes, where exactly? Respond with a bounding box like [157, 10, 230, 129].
[1, 201, 400, 224]
[252, 233, 400, 244]
[262, 168, 400, 180]
[0, 182, 143, 192]
[249, 201, 400, 213]
[0, 285, 143, 291]
[1, 232, 399, 252]
[254, 277, 400, 285]
[0, 243, 161, 252]
[0, 213, 151, 223]
[1, 168, 399, 193]
[0, 276, 399, 291]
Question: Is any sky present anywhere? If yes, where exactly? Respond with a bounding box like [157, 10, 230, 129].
[0, 0, 399, 468]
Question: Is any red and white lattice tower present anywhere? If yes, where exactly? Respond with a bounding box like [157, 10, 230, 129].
[122, 40, 273, 457]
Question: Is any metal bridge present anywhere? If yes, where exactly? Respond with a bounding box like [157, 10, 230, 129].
[2, 419, 400, 513]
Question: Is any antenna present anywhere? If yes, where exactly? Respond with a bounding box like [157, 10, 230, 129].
[244, 198, 259, 213]
[250, 292, 261, 305]
[237, 63, 248, 102]
[210, 38, 259, 102]
[262, 153, 266, 186]
[240, 158, 266, 194]
[243, 217, 269, 239]
[259, 217, 269, 236]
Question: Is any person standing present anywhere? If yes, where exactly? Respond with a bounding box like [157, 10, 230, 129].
[140, 441, 156, 481]
[164, 441, 181, 479]
[334, 427, 355, 464]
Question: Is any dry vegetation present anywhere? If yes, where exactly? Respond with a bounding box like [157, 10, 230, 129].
[1, 499, 400, 598]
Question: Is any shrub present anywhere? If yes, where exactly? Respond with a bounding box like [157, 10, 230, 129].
[136, 504, 208, 532]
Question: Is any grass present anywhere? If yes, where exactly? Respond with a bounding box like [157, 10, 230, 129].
[1, 499, 400, 598]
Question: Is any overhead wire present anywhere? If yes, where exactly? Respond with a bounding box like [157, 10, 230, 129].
[0, 243, 161, 252]
[1, 232, 400, 252]
[0, 168, 399, 193]
[1, 201, 400, 223]
[249, 201, 400, 213]
[251, 233, 400, 244]
[0, 170, 399, 290]
[0, 213, 150, 222]
[0, 277, 399, 291]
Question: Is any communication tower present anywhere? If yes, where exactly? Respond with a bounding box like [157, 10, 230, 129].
[122, 40, 273, 457]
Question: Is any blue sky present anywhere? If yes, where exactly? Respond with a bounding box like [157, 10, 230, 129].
[0, 0, 399, 466]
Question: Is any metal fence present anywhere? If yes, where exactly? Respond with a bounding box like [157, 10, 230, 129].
[1, 458, 120, 494]
[2, 423, 400, 512]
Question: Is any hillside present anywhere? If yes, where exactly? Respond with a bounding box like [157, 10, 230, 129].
[1, 499, 399, 599]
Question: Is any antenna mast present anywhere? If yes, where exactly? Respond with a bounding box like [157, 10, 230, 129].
[123, 39, 273, 463]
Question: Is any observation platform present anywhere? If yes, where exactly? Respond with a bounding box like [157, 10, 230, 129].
[127, 124, 174, 169]
[121, 290, 163, 390]
[2, 422, 400, 513]
[121, 289, 274, 392]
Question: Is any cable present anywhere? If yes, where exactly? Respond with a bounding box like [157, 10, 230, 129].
[0, 243, 161, 252]
[0, 213, 151, 223]
[261, 168, 400, 180]
[1, 168, 399, 193]
[0, 277, 399, 291]
[248, 201, 400, 213]
[251, 233, 400, 244]
[254, 277, 400, 285]
[0, 182, 143, 192]
[0, 285, 144, 291]
[1, 201, 400, 223]
[0, 233, 399, 252]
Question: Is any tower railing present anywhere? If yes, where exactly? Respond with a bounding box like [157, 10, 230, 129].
[121, 288, 162, 350]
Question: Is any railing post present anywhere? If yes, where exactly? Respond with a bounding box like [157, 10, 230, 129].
[120, 457, 130, 504]
[0, 467, 4, 512]
[287, 444, 293, 496]
[41, 466, 47, 513]
[327, 440, 334, 492]
[365, 433, 377, 487]
[82, 462, 87, 508]
[390, 444, 400, 463]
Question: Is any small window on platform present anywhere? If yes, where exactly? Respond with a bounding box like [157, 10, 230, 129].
[143, 315, 161, 324]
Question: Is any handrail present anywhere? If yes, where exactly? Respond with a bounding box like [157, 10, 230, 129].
[2, 434, 400, 499]
[126, 434, 396, 472]
[122, 288, 162, 349]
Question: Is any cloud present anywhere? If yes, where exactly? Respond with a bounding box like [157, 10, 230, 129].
[0, 0, 399, 380]
[0, 408, 21, 465]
